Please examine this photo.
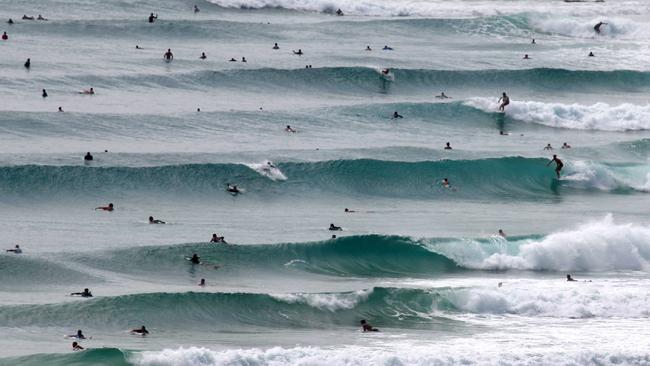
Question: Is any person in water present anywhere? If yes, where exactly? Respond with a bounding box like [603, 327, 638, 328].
[226, 183, 240, 194]
[392, 111, 403, 119]
[6, 245, 22, 253]
[498, 229, 506, 238]
[588, 51, 595, 57]
[210, 233, 225, 243]
[22, 15, 34, 20]
[96, 203, 114, 211]
[42, 89, 48, 98]
[2, 31, 8, 40]
[163, 48, 173, 61]
[441, 178, 451, 188]
[58, 107, 64, 112]
[444, 142, 452, 150]
[7, 18, 14, 24]
[198, 278, 206, 286]
[566, 274, 577, 282]
[37, 14, 47, 20]
[293, 49, 303, 55]
[71, 288, 93, 297]
[435, 92, 450, 99]
[546, 154, 564, 179]
[523, 54, 531, 59]
[335, 8, 344, 16]
[84, 152, 93, 161]
[131, 325, 149, 335]
[365, 45, 372, 51]
[498, 92, 509, 112]
[544, 143, 553, 150]
[360, 319, 379, 332]
[69, 330, 86, 339]
[194, 5, 200, 13]
[189, 253, 200, 264]
[72, 341, 84, 351]
[199, 52, 207, 59]
[241, 57, 247, 63]
[136, 45, 143, 49]
[148, 13, 157, 23]
[229, 57, 237, 62]
[593, 21, 607, 34]
[24, 58, 30, 68]
[531, 38, 536, 44]
[285, 125, 296, 133]
[273, 43, 279, 49]
[149, 216, 165, 224]
[80, 87, 94, 94]
[329, 223, 342, 231]
[344, 208, 355, 213]
[562, 142, 572, 149]
[382, 45, 393, 50]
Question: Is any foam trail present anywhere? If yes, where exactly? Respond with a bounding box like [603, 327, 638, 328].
[465, 98, 650, 131]
[529, 15, 648, 39]
[245, 161, 288, 181]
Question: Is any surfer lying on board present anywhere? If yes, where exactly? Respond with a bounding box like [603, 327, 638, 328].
[68, 330, 86, 339]
[149, 216, 165, 224]
[211, 233, 226, 243]
[329, 223, 342, 231]
[71, 288, 93, 297]
[546, 154, 564, 179]
[131, 325, 149, 335]
[6, 245, 22, 253]
[72, 342, 84, 351]
[226, 183, 240, 194]
[95, 203, 114, 211]
[189, 253, 200, 264]
[360, 319, 379, 332]
[498, 92, 509, 112]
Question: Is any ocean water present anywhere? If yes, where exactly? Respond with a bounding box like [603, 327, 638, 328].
[1, 0, 650, 365]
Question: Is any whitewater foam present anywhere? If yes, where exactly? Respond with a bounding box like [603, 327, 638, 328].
[271, 289, 373, 311]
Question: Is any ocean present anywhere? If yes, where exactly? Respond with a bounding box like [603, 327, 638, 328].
[1, 0, 650, 365]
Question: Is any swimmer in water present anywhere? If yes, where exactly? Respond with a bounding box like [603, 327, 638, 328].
[131, 326, 149, 335]
[562, 142, 572, 149]
[149, 216, 165, 224]
[498, 92, 509, 112]
[6, 245, 22, 254]
[360, 319, 379, 332]
[546, 154, 564, 179]
[273, 43, 279, 49]
[95, 203, 114, 211]
[544, 143, 553, 150]
[285, 125, 296, 133]
[593, 21, 607, 34]
[148, 13, 157, 23]
[199, 52, 207, 59]
[329, 223, 342, 231]
[210, 234, 226, 243]
[444, 142, 452, 150]
[163, 48, 173, 61]
[72, 341, 84, 351]
[70, 288, 93, 297]
[84, 152, 93, 161]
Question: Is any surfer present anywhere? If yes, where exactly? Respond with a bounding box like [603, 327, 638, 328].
[58, 107, 64, 112]
[442, 178, 451, 188]
[273, 43, 279, 49]
[24, 58, 30, 68]
[344, 208, 356, 213]
[149, 216, 165, 224]
[392, 111, 403, 119]
[329, 223, 342, 231]
[331, 235, 337, 239]
[194, 5, 200, 13]
[163, 48, 173, 61]
[435, 92, 450, 99]
[42, 89, 48, 98]
[37, 14, 47, 21]
[444, 142, 452, 150]
[562, 142, 572, 149]
[593, 21, 607, 34]
[148, 13, 157, 23]
[7, 19, 14, 24]
[498, 92, 509, 112]
[546, 154, 564, 179]
[199, 52, 207, 59]
[293, 49, 303, 55]
[336, 9, 344, 16]
[531, 38, 536, 44]
[523, 54, 531, 59]
[285, 125, 296, 133]
[95, 203, 114, 211]
[136, 45, 143, 49]
[71, 288, 93, 297]
[229, 58, 237, 62]
[72, 342, 84, 351]
[189, 253, 200, 264]
[242, 57, 247, 63]
[226, 183, 240, 195]
[1, 32, 6, 40]
[84, 152, 93, 161]
[566, 274, 577, 282]
[199, 278, 206, 286]
[210, 233, 226, 243]
[365, 45, 372, 51]
[544, 143, 553, 150]
[131, 326, 149, 335]
[382, 45, 393, 50]
[588, 51, 595, 57]
[360, 319, 379, 332]
[80, 88, 94, 95]
[22, 15, 34, 20]
[498, 229, 506, 238]
[69, 330, 86, 339]
[6, 245, 22, 254]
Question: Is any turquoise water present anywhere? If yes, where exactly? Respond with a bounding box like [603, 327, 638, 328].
[1, 0, 650, 365]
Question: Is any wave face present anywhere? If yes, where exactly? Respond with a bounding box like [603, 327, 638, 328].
[2, 157, 648, 200]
